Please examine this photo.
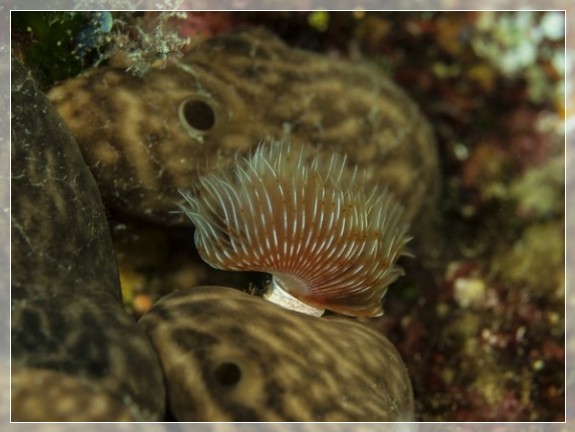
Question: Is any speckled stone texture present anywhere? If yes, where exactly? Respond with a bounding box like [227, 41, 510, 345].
[11, 56, 165, 421]
[139, 286, 414, 422]
[49, 27, 438, 228]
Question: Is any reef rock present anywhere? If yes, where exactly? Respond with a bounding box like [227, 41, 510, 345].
[11, 56, 165, 421]
[49, 27, 438, 227]
[139, 286, 414, 421]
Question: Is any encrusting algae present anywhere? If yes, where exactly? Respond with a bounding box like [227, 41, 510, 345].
[180, 138, 411, 318]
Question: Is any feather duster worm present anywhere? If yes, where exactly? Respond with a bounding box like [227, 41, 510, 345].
[180, 139, 410, 317]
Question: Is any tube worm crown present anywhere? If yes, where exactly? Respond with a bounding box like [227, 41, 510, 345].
[180, 138, 411, 317]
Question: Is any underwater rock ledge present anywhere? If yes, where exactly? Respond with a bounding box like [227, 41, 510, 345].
[10, 56, 165, 421]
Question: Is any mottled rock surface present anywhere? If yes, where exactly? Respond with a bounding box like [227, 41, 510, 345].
[11, 56, 165, 421]
[49, 27, 438, 226]
[139, 286, 414, 421]
[11, 366, 136, 422]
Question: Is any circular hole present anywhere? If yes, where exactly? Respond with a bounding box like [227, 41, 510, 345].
[179, 99, 216, 131]
[213, 361, 242, 387]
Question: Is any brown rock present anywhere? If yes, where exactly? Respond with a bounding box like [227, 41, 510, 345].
[11, 56, 165, 421]
[49, 27, 438, 227]
[139, 286, 414, 421]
